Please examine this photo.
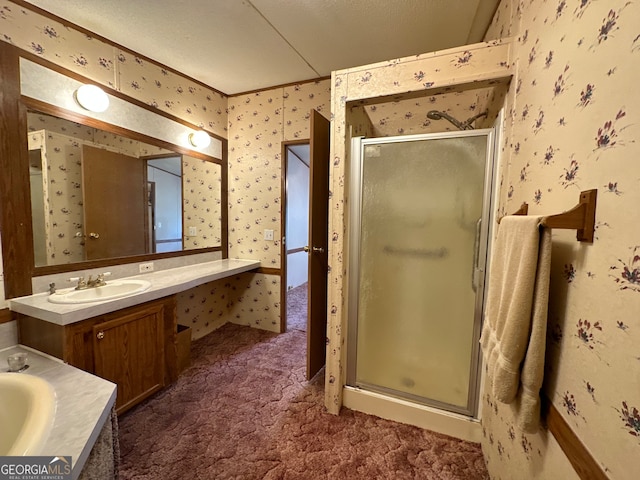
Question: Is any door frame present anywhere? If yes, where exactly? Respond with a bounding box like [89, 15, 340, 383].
[280, 139, 311, 333]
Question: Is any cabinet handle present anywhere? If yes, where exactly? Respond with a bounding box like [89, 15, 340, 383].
[96, 331, 105, 340]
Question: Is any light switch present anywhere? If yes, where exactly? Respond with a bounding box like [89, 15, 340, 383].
[264, 229, 274, 241]
[188, 226, 197, 236]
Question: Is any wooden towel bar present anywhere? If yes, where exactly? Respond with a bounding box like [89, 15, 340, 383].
[499, 189, 597, 243]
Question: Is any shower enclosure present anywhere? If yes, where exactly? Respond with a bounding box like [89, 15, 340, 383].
[347, 129, 495, 417]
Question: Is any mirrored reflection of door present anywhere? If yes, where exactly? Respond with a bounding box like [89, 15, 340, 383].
[82, 145, 147, 260]
[350, 132, 491, 415]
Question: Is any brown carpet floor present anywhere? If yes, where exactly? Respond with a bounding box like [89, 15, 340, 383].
[286, 283, 307, 332]
[118, 323, 488, 479]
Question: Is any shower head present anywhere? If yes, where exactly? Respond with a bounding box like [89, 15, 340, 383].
[427, 110, 465, 129]
[426, 110, 489, 130]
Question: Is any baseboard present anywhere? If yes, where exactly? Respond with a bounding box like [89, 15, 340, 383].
[543, 395, 608, 480]
[0, 308, 15, 324]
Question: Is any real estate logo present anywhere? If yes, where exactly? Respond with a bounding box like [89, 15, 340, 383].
[0, 456, 72, 480]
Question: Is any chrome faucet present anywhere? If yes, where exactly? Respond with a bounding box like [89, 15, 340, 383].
[70, 271, 111, 290]
[71, 276, 88, 290]
[87, 272, 110, 288]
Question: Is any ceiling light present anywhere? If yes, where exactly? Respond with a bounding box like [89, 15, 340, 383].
[189, 130, 211, 149]
[74, 84, 109, 113]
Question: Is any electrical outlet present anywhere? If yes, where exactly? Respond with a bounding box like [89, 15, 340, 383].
[264, 229, 274, 241]
[139, 262, 154, 273]
[188, 226, 197, 236]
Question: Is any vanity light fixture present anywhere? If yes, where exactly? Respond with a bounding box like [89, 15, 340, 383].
[74, 84, 110, 113]
[188, 130, 211, 149]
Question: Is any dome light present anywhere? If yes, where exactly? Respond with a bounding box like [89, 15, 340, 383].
[189, 130, 211, 149]
[74, 84, 109, 113]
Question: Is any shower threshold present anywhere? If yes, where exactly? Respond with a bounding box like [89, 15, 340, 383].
[343, 385, 481, 443]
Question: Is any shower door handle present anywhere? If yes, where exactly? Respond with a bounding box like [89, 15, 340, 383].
[471, 219, 482, 292]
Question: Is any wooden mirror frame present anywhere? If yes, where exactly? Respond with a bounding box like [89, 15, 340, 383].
[0, 43, 228, 299]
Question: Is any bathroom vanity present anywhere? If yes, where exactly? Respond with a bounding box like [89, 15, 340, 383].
[18, 296, 175, 414]
[11, 259, 260, 414]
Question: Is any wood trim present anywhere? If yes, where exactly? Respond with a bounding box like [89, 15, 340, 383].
[257, 267, 281, 276]
[280, 141, 287, 333]
[284, 139, 311, 147]
[221, 138, 229, 259]
[230, 76, 331, 97]
[10, 0, 227, 98]
[0, 308, 16, 324]
[0, 42, 34, 298]
[18, 314, 66, 359]
[33, 246, 222, 277]
[543, 395, 608, 480]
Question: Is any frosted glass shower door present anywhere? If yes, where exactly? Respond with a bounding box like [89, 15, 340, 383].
[350, 132, 490, 414]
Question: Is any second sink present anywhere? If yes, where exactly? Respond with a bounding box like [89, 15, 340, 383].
[0, 372, 56, 456]
[48, 279, 151, 304]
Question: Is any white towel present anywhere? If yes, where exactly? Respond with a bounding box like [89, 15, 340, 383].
[480, 215, 552, 433]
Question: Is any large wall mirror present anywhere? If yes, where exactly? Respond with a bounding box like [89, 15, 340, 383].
[27, 110, 222, 267]
[0, 44, 227, 298]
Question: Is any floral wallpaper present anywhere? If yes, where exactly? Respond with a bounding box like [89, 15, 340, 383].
[227, 273, 282, 332]
[0, 0, 227, 139]
[116, 50, 227, 136]
[28, 129, 85, 264]
[182, 156, 222, 249]
[227, 89, 284, 268]
[480, 0, 640, 479]
[175, 279, 229, 340]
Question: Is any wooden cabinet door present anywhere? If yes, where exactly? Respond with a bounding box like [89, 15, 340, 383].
[93, 303, 165, 414]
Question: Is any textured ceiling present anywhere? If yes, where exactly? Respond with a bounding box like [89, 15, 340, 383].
[25, 0, 500, 95]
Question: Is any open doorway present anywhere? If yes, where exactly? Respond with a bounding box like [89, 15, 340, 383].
[146, 156, 183, 253]
[282, 110, 330, 380]
[284, 143, 310, 333]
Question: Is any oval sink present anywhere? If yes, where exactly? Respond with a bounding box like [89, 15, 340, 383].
[0, 373, 56, 456]
[48, 279, 151, 304]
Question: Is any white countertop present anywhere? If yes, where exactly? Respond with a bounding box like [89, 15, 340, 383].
[0, 345, 116, 480]
[9, 258, 260, 325]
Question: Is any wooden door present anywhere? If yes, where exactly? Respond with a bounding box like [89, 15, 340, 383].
[82, 145, 147, 259]
[306, 110, 330, 380]
[93, 303, 165, 414]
